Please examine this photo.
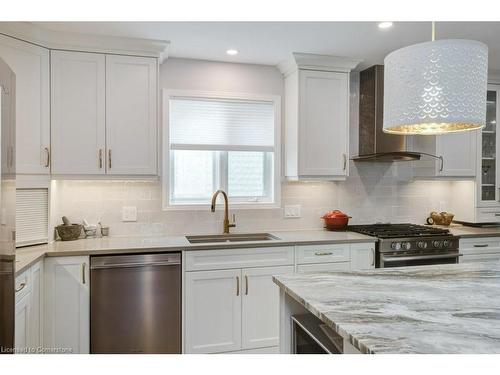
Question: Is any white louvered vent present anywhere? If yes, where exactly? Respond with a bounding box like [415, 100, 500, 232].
[16, 188, 49, 247]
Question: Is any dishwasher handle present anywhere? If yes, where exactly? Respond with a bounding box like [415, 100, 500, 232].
[91, 261, 180, 270]
[91, 253, 181, 270]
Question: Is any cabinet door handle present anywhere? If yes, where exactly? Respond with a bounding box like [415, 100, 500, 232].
[98, 149, 103, 169]
[473, 244, 489, 248]
[315, 252, 333, 256]
[236, 276, 240, 296]
[44, 147, 50, 168]
[343, 153, 347, 171]
[438, 156, 444, 172]
[371, 248, 375, 266]
[15, 282, 26, 293]
[108, 149, 112, 169]
[245, 275, 249, 295]
[82, 263, 86, 284]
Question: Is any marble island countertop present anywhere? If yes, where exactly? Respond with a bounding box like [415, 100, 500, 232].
[273, 262, 500, 354]
[15, 229, 375, 275]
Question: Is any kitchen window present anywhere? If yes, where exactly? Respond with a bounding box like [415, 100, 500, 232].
[163, 91, 281, 209]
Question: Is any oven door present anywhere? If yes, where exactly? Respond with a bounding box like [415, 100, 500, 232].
[379, 252, 460, 268]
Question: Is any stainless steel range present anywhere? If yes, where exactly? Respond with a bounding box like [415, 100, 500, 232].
[348, 224, 460, 268]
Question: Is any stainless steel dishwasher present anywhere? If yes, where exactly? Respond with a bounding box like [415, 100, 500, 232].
[90, 253, 181, 353]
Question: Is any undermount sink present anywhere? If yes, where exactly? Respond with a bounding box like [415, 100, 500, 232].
[186, 233, 281, 244]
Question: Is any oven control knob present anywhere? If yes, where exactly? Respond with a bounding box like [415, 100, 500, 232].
[433, 240, 443, 248]
[402, 242, 411, 250]
[417, 241, 428, 249]
[443, 240, 451, 248]
[391, 242, 401, 250]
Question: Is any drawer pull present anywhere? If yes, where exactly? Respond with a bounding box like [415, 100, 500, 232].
[494, 213, 500, 217]
[315, 252, 333, 256]
[473, 244, 489, 248]
[15, 282, 26, 293]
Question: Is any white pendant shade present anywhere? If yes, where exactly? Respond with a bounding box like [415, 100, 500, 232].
[383, 39, 488, 135]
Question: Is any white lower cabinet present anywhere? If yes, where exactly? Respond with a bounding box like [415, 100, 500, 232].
[14, 260, 43, 353]
[350, 243, 376, 270]
[241, 266, 294, 350]
[459, 237, 500, 264]
[185, 269, 242, 354]
[44, 256, 89, 354]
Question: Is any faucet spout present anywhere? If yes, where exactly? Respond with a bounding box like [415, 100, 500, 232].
[210, 190, 236, 234]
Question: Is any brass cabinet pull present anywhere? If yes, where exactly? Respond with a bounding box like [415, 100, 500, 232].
[82, 263, 86, 284]
[245, 275, 249, 295]
[15, 282, 26, 293]
[44, 147, 50, 168]
[98, 149, 103, 169]
[473, 244, 489, 248]
[343, 153, 347, 171]
[236, 276, 240, 296]
[108, 149, 112, 169]
[315, 252, 333, 256]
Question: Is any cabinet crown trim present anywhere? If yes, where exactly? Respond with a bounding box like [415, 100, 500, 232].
[278, 52, 362, 76]
[0, 22, 169, 62]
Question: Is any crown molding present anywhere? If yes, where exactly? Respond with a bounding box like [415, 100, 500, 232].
[0, 22, 169, 62]
[278, 52, 362, 76]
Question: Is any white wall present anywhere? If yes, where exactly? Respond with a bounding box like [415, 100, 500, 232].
[50, 58, 459, 237]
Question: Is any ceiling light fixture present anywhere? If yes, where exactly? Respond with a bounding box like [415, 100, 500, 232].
[226, 49, 238, 56]
[378, 22, 393, 29]
[383, 21, 488, 135]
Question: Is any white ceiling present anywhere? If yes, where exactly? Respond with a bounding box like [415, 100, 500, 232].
[32, 21, 500, 70]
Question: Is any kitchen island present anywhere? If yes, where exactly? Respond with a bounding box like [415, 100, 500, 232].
[273, 263, 500, 354]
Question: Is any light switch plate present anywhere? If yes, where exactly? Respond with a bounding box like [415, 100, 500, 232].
[284, 205, 301, 218]
[122, 206, 137, 222]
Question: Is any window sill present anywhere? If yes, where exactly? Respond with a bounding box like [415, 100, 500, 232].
[162, 202, 281, 211]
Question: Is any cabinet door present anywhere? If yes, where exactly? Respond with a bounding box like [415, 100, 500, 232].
[350, 243, 376, 270]
[30, 260, 43, 348]
[44, 256, 89, 354]
[436, 132, 477, 177]
[51, 51, 105, 175]
[241, 266, 294, 350]
[0, 35, 50, 174]
[477, 86, 500, 205]
[105, 55, 157, 175]
[15, 292, 31, 352]
[298, 70, 349, 178]
[185, 269, 241, 353]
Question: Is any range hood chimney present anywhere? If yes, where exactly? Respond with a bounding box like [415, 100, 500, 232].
[352, 65, 422, 162]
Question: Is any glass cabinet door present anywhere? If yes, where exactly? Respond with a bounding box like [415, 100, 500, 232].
[480, 87, 499, 203]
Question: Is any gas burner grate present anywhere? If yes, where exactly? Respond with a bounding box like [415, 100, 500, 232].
[348, 223, 450, 239]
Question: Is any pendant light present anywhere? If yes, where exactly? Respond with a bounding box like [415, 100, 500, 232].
[383, 22, 489, 135]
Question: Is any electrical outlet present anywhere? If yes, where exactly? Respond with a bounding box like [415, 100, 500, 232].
[122, 206, 137, 222]
[284, 205, 301, 218]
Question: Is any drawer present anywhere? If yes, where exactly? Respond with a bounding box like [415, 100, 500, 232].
[459, 237, 500, 255]
[296, 244, 350, 265]
[14, 268, 31, 303]
[297, 262, 351, 274]
[460, 253, 500, 263]
[185, 246, 294, 271]
[476, 208, 500, 223]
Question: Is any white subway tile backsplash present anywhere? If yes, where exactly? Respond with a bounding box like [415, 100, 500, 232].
[51, 163, 456, 237]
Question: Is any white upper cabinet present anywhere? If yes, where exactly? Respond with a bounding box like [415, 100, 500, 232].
[412, 131, 478, 178]
[105, 55, 157, 175]
[279, 53, 361, 180]
[51, 51, 106, 175]
[0, 35, 50, 174]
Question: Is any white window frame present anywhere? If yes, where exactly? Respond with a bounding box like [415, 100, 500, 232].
[162, 89, 281, 210]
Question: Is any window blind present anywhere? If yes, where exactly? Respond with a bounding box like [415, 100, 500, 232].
[16, 188, 49, 247]
[169, 97, 275, 151]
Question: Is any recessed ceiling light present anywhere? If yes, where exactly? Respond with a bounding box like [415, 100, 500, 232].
[226, 49, 238, 56]
[378, 22, 393, 29]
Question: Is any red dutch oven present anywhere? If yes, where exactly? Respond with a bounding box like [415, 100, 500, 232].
[321, 210, 351, 231]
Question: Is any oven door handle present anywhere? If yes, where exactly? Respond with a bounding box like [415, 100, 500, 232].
[381, 253, 462, 263]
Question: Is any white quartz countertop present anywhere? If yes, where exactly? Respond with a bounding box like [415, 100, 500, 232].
[273, 262, 500, 354]
[15, 229, 375, 275]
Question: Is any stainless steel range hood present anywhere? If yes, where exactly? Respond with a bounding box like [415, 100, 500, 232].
[352, 65, 423, 162]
